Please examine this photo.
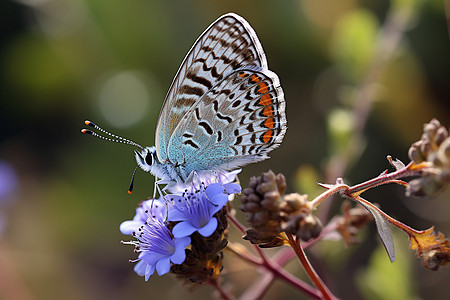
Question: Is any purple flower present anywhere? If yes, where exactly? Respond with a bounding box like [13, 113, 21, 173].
[123, 215, 190, 281]
[167, 169, 242, 194]
[120, 198, 165, 235]
[0, 161, 18, 236]
[167, 182, 241, 238]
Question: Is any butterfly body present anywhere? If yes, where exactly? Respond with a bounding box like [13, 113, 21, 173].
[136, 13, 287, 184]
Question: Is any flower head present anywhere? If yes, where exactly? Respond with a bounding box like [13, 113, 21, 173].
[120, 197, 165, 235]
[167, 169, 241, 194]
[123, 212, 190, 281]
[167, 182, 240, 238]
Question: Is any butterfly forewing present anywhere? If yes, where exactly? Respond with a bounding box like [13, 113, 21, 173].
[155, 13, 268, 162]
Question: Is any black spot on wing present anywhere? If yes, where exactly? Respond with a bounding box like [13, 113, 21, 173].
[217, 113, 232, 124]
[195, 108, 201, 120]
[184, 139, 199, 149]
[232, 100, 241, 108]
[186, 71, 212, 89]
[217, 131, 222, 142]
[179, 85, 204, 97]
[199, 121, 213, 135]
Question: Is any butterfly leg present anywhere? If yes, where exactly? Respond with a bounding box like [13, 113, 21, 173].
[152, 178, 171, 223]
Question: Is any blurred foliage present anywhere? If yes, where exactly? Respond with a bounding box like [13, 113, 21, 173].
[356, 232, 419, 300]
[0, 0, 449, 299]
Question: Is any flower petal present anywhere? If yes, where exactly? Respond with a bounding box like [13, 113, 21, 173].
[133, 260, 147, 277]
[167, 208, 188, 222]
[155, 257, 171, 276]
[140, 251, 167, 265]
[172, 221, 198, 238]
[224, 182, 241, 194]
[171, 236, 190, 264]
[144, 263, 156, 281]
[205, 183, 225, 200]
[198, 217, 218, 237]
[210, 194, 229, 214]
[222, 169, 241, 183]
[119, 220, 142, 235]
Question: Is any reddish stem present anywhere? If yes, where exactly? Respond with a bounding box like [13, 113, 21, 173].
[286, 234, 338, 300]
[208, 279, 236, 300]
[346, 161, 418, 195]
[227, 212, 272, 264]
[227, 213, 321, 299]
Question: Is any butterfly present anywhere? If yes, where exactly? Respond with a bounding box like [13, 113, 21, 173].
[83, 13, 286, 188]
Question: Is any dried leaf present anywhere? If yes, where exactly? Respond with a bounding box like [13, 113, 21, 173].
[407, 227, 450, 271]
[357, 197, 396, 262]
[387, 155, 406, 170]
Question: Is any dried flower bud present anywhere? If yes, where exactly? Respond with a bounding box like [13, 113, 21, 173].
[406, 177, 445, 197]
[420, 249, 450, 271]
[240, 171, 285, 245]
[407, 119, 450, 197]
[281, 193, 307, 213]
[336, 201, 373, 246]
[282, 213, 323, 241]
[240, 170, 323, 245]
[412, 230, 450, 271]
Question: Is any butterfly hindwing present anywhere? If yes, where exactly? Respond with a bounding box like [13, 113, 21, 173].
[167, 67, 286, 176]
[155, 13, 267, 163]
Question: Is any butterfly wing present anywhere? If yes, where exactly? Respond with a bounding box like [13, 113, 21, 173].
[155, 13, 267, 163]
[168, 66, 286, 177]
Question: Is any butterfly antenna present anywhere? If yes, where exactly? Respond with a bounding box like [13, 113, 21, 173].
[128, 166, 138, 195]
[81, 120, 144, 150]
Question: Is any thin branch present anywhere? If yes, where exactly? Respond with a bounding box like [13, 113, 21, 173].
[286, 234, 338, 300]
[208, 279, 236, 300]
[225, 243, 262, 266]
[238, 273, 275, 300]
[227, 212, 272, 264]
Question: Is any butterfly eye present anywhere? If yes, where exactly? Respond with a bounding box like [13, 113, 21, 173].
[145, 151, 153, 166]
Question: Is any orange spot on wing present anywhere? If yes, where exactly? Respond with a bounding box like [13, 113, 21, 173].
[251, 74, 261, 83]
[263, 130, 274, 143]
[257, 82, 269, 94]
[262, 106, 274, 117]
[240, 72, 246, 78]
[259, 94, 272, 106]
[264, 117, 275, 129]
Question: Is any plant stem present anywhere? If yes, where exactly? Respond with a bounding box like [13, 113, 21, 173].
[227, 212, 272, 264]
[309, 184, 348, 209]
[227, 212, 322, 298]
[313, 160, 422, 210]
[208, 279, 236, 300]
[345, 161, 417, 195]
[286, 233, 338, 300]
[263, 259, 322, 299]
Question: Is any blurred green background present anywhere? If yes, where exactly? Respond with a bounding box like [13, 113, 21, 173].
[0, 0, 449, 299]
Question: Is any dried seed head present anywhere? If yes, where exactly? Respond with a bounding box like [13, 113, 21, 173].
[336, 201, 374, 246]
[420, 249, 450, 271]
[240, 170, 322, 246]
[407, 119, 450, 197]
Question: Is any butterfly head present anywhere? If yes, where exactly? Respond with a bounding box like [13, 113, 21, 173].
[134, 146, 157, 173]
